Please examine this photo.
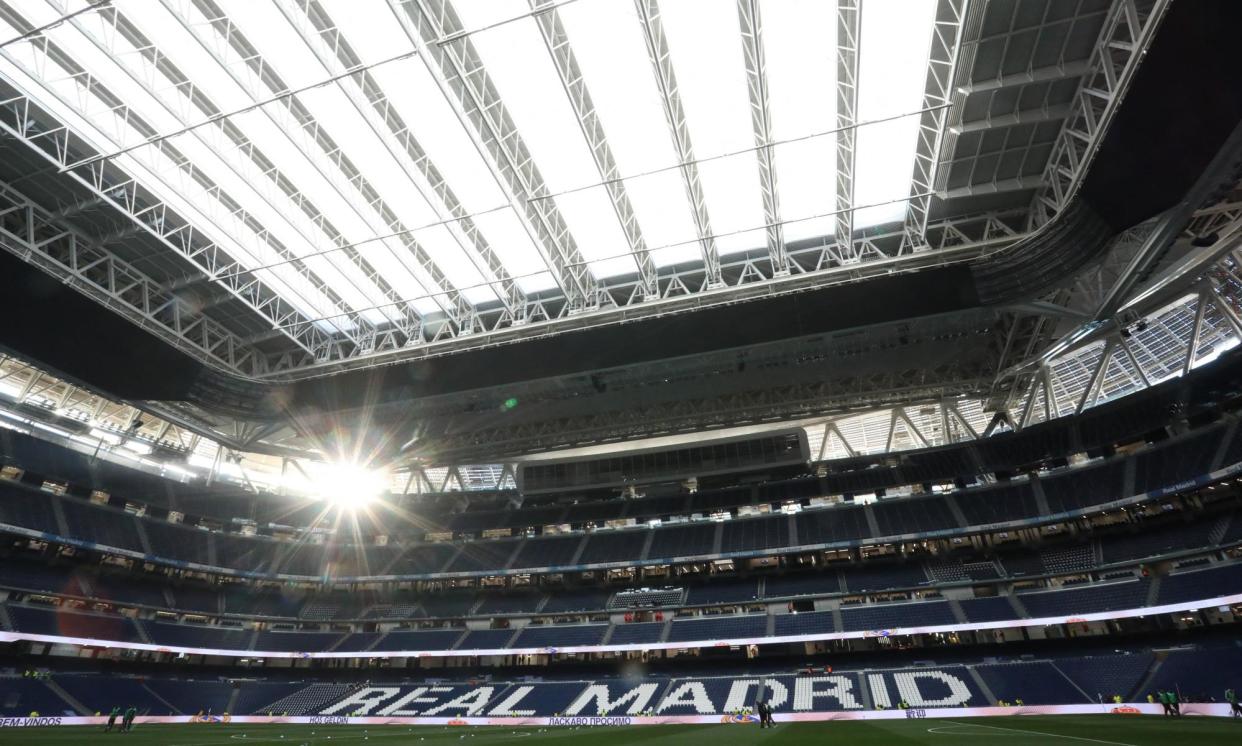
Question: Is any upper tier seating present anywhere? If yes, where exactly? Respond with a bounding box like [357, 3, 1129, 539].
[254, 631, 343, 653]
[539, 588, 611, 614]
[1041, 461, 1125, 513]
[0, 559, 89, 597]
[1100, 519, 1224, 564]
[871, 497, 959, 536]
[957, 596, 1020, 623]
[89, 574, 168, 609]
[794, 506, 870, 545]
[389, 544, 455, 575]
[764, 571, 842, 598]
[839, 600, 955, 632]
[475, 592, 544, 615]
[456, 628, 517, 650]
[0, 482, 58, 534]
[8, 604, 142, 642]
[446, 541, 520, 573]
[607, 621, 666, 645]
[648, 523, 716, 559]
[57, 500, 142, 551]
[1156, 562, 1242, 605]
[1131, 427, 1225, 494]
[576, 531, 643, 564]
[142, 519, 212, 564]
[684, 578, 760, 606]
[369, 628, 464, 652]
[1019, 580, 1149, 618]
[145, 620, 253, 650]
[331, 632, 384, 653]
[953, 483, 1040, 525]
[510, 536, 582, 569]
[773, 610, 836, 636]
[721, 517, 791, 553]
[512, 623, 607, 648]
[926, 559, 1001, 583]
[839, 562, 928, 592]
[666, 614, 766, 642]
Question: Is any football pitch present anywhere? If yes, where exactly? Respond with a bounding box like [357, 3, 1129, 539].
[1, 717, 1239, 745]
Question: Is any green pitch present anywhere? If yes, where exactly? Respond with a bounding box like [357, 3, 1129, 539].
[1, 717, 1240, 745]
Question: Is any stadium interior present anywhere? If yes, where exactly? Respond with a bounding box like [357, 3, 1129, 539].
[1, 0, 1242, 738]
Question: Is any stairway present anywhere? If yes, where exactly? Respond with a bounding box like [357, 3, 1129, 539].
[140, 683, 183, 715]
[44, 678, 90, 716]
[1131, 654, 1167, 700]
[964, 665, 998, 706]
[1145, 574, 1162, 607]
[134, 619, 153, 645]
[134, 519, 153, 556]
[946, 598, 969, 624]
[226, 687, 242, 716]
[1210, 513, 1232, 546]
[1006, 592, 1030, 619]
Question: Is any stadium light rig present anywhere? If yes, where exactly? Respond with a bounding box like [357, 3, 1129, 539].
[308, 461, 389, 510]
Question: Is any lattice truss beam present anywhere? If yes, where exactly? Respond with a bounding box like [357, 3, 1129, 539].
[903, 0, 970, 251]
[382, 191, 1242, 470]
[1027, 0, 1172, 229]
[0, 352, 201, 454]
[806, 275, 1242, 461]
[0, 0, 1049, 379]
[0, 182, 260, 372]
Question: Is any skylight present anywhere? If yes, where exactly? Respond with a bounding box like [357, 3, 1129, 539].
[854, 0, 937, 230]
[0, 0, 946, 343]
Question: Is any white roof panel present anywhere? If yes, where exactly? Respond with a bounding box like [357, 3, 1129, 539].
[0, 0, 952, 344]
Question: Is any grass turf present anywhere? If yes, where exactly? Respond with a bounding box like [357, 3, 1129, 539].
[0, 717, 1239, 746]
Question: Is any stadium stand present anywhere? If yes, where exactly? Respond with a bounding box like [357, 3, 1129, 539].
[3, 2, 1242, 737]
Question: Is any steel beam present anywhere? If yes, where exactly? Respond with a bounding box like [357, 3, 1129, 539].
[950, 103, 1071, 134]
[276, 0, 529, 316]
[956, 61, 1090, 94]
[737, 0, 787, 274]
[633, 0, 723, 286]
[834, 0, 860, 262]
[529, 0, 659, 297]
[937, 176, 1044, 199]
[903, 0, 972, 251]
[0, 184, 260, 373]
[0, 4, 373, 348]
[388, 0, 598, 308]
[1028, 0, 1171, 228]
[0, 73, 348, 361]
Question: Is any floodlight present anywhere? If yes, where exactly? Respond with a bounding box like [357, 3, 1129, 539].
[311, 462, 388, 509]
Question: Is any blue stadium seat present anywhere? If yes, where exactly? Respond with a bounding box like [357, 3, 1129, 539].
[456, 628, 516, 650]
[368, 628, 464, 652]
[1019, 580, 1149, 618]
[839, 600, 955, 632]
[974, 661, 1089, 705]
[1157, 562, 1242, 605]
[957, 596, 1020, 623]
[666, 614, 766, 643]
[512, 623, 606, 648]
[773, 610, 835, 636]
[607, 621, 665, 645]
